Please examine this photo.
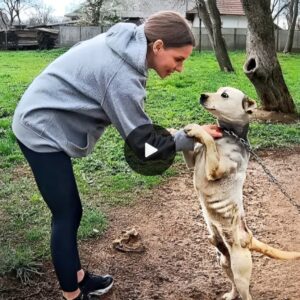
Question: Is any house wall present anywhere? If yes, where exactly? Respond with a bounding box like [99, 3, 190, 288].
[221, 16, 248, 28]
[192, 15, 248, 28]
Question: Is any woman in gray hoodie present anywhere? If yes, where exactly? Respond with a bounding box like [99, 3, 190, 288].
[12, 11, 221, 300]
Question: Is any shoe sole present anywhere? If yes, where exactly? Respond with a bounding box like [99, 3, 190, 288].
[88, 280, 114, 296]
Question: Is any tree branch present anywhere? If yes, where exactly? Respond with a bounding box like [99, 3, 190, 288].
[272, 2, 289, 21]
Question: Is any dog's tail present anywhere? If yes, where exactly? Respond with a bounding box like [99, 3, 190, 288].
[248, 236, 300, 260]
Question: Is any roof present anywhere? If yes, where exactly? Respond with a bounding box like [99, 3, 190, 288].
[187, 0, 245, 16]
[65, 0, 245, 21]
[216, 0, 245, 16]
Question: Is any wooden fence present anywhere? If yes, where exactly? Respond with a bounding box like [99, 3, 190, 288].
[57, 26, 300, 52]
[58, 25, 110, 47]
[0, 28, 59, 50]
[1, 25, 299, 52]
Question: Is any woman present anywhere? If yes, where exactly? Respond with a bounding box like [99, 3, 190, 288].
[12, 11, 221, 300]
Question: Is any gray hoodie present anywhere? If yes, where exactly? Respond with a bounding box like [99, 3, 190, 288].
[12, 23, 194, 158]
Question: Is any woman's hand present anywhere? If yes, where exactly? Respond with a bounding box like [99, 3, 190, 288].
[201, 124, 222, 138]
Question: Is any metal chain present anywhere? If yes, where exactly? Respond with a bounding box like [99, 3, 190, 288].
[223, 129, 300, 213]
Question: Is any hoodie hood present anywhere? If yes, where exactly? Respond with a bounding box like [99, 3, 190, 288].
[106, 23, 148, 76]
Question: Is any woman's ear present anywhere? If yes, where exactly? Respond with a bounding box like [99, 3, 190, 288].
[152, 39, 164, 54]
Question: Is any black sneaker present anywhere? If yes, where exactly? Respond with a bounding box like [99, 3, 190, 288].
[79, 271, 114, 297]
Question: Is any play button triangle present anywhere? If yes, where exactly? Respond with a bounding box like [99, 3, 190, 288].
[124, 124, 176, 176]
[145, 143, 158, 158]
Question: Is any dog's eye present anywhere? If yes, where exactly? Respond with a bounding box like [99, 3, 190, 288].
[221, 92, 229, 98]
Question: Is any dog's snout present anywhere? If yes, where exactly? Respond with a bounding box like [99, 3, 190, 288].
[200, 94, 208, 105]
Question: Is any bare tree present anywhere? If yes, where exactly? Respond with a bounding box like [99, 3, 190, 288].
[27, 2, 57, 25]
[0, 0, 37, 25]
[241, 0, 295, 113]
[283, 0, 299, 53]
[195, 0, 234, 72]
[271, 0, 289, 21]
[0, 8, 9, 28]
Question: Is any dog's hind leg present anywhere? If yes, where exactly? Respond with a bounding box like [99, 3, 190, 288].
[219, 253, 238, 300]
[229, 245, 253, 300]
[208, 226, 238, 300]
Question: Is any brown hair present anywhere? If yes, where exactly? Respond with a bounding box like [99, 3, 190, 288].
[144, 11, 195, 48]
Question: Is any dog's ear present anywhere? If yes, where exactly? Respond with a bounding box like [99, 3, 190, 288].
[242, 97, 257, 114]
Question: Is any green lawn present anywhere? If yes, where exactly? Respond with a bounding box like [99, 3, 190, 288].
[0, 49, 299, 279]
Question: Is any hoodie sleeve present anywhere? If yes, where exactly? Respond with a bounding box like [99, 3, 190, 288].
[102, 69, 194, 160]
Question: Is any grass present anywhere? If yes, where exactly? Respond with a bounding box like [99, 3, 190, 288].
[0, 49, 299, 278]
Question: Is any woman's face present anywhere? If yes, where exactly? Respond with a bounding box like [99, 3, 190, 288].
[147, 40, 193, 78]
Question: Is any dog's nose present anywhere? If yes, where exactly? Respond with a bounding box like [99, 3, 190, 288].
[199, 94, 208, 104]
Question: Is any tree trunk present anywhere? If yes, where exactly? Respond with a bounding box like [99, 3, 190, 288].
[9, 11, 14, 26]
[241, 0, 296, 113]
[196, 0, 214, 47]
[283, 0, 299, 53]
[196, 0, 234, 72]
[16, 11, 21, 25]
[0, 10, 8, 28]
[206, 0, 234, 72]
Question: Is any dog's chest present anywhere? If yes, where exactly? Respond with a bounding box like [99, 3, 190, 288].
[193, 138, 249, 220]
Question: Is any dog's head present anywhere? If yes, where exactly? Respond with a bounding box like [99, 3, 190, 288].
[199, 87, 256, 125]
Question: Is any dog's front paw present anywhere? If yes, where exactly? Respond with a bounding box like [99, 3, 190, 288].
[184, 124, 203, 138]
[184, 124, 205, 144]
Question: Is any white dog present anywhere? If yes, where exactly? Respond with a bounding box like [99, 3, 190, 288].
[183, 87, 300, 300]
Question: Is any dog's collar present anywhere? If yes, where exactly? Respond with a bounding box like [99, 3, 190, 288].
[218, 121, 249, 141]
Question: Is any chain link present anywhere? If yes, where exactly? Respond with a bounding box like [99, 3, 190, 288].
[223, 130, 300, 213]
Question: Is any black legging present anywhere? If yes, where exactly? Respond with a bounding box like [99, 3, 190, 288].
[17, 140, 82, 292]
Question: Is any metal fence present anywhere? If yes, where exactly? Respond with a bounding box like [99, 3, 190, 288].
[2, 25, 298, 52]
[191, 27, 300, 52]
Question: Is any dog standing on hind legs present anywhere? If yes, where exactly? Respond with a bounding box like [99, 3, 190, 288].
[183, 87, 300, 300]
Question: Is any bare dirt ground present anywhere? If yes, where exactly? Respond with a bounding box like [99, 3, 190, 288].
[251, 109, 300, 123]
[1, 147, 300, 300]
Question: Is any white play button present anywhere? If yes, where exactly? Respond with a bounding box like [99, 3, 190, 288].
[124, 124, 176, 176]
[145, 143, 158, 158]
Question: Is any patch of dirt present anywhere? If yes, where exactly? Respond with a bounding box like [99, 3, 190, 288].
[251, 109, 299, 123]
[11, 164, 32, 181]
[1, 147, 300, 300]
